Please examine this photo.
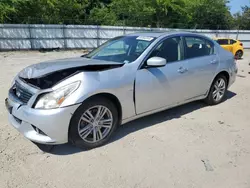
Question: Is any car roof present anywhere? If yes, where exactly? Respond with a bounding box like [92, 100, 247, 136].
[126, 31, 200, 38]
[214, 38, 237, 41]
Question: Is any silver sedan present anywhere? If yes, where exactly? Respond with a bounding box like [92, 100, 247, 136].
[5, 32, 237, 148]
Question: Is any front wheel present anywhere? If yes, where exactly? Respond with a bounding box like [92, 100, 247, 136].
[204, 75, 228, 105]
[69, 97, 118, 149]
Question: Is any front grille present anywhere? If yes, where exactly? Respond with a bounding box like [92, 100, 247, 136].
[14, 81, 33, 104]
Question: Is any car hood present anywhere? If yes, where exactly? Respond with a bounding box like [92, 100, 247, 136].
[18, 57, 124, 79]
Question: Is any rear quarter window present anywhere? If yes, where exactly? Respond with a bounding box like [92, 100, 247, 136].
[230, 39, 237, 44]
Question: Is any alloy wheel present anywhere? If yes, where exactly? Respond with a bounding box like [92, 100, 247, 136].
[78, 105, 113, 143]
[212, 78, 226, 102]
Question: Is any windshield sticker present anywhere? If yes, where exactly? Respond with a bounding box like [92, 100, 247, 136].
[136, 36, 154, 41]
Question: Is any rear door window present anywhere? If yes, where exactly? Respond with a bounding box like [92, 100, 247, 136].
[230, 39, 237, 44]
[184, 37, 214, 59]
[216, 39, 229, 45]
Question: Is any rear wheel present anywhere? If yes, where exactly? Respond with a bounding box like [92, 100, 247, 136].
[69, 97, 118, 149]
[235, 50, 243, 59]
[204, 75, 228, 105]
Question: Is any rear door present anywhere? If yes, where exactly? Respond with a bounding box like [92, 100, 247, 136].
[217, 39, 233, 53]
[183, 36, 219, 97]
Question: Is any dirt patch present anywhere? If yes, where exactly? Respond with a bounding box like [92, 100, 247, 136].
[0, 50, 250, 188]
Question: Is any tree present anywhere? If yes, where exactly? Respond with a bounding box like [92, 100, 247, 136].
[151, 0, 189, 28]
[88, 6, 117, 25]
[234, 6, 250, 30]
[0, 0, 242, 30]
[88, 0, 188, 27]
[12, 0, 89, 24]
[185, 0, 233, 29]
[0, 0, 20, 23]
[110, 0, 155, 26]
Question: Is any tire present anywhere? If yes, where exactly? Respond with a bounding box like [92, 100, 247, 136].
[235, 50, 243, 59]
[69, 96, 118, 149]
[204, 75, 228, 105]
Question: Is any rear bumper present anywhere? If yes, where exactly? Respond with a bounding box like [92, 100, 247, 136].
[228, 63, 237, 88]
[6, 96, 80, 145]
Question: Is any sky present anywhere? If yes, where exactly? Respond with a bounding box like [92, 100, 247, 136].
[228, 0, 250, 14]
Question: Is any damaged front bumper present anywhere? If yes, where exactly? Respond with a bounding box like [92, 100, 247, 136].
[5, 93, 80, 145]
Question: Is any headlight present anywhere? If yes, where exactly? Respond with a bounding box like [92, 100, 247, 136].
[34, 81, 80, 109]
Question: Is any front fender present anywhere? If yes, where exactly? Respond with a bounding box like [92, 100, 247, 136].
[59, 66, 137, 120]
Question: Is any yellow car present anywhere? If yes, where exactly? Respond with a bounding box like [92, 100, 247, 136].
[214, 38, 244, 59]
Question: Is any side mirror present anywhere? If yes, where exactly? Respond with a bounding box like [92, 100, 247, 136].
[146, 57, 167, 67]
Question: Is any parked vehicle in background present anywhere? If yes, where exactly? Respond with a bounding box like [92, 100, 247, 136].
[214, 38, 244, 59]
[5, 32, 237, 149]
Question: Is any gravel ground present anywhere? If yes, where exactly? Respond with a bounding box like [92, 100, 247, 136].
[0, 50, 250, 188]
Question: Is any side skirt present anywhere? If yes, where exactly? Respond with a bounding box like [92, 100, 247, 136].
[121, 95, 206, 125]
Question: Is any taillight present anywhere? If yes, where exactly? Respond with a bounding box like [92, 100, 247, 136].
[240, 43, 243, 46]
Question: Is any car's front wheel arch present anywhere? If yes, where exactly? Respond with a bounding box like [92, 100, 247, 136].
[86, 93, 122, 124]
[68, 95, 120, 148]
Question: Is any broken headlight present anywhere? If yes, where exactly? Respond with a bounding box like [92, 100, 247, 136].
[34, 81, 80, 109]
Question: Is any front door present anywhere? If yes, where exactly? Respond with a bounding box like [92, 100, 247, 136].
[135, 36, 191, 114]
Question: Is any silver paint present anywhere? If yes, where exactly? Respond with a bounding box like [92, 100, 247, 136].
[6, 32, 237, 144]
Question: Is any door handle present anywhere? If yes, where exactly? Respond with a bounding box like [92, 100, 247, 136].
[210, 60, 217, 64]
[178, 67, 188, 73]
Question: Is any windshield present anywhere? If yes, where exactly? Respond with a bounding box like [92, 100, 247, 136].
[85, 36, 155, 63]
